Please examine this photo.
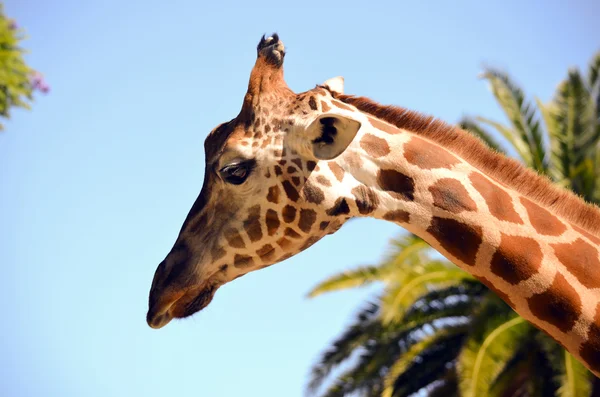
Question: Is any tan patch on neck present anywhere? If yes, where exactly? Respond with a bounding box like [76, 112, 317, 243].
[429, 178, 477, 214]
[404, 137, 460, 170]
[368, 116, 401, 135]
[328, 162, 345, 182]
[527, 272, 582, 333]
[360, 134, 390, 158]
[469, 172, 523, 224]
[520, 197, 566, 236]
[490, 234, 543, 285]
[551, 239, 600, 289]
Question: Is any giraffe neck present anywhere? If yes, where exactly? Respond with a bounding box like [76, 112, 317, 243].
[331, 102, 600, 376]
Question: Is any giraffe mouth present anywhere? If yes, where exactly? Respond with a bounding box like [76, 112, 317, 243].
[147, 282, 219, 329]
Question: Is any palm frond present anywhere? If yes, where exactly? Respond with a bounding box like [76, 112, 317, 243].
[382, 323, 469, 397]
[306, 265, 393, 298]
[457, 295, 531, 397]
[458, 116, 507, 153]
[380, 261, 473, 324]
[307, 234, 432, 298]
[541, 69, 598, 198]
[306, 301, 383, 394]
[535, 331, 594, 397]
[587, 51, 600, 93]
[480, 68, 548, 172]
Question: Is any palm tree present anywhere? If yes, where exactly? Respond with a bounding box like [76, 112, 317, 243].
[306, 50, 600, 397]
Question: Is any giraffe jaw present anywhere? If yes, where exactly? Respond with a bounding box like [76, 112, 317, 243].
[147, 282, 219, 329]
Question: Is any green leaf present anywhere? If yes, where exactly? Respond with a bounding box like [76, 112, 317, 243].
[480, 68, 548, 172]
[382, 324, 469, 397]
[307, 234, 432, 298]
[457, 296, 531, 397]
[380, 261, 473, 324]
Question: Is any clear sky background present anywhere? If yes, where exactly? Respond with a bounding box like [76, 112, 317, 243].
[1, 1, 598, 396]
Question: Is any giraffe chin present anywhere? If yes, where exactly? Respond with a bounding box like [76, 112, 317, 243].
[147, 283, 218, 329]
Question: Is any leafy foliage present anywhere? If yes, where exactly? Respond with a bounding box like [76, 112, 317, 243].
[307, 50, 600, 397]
[0, 4, 48, 131]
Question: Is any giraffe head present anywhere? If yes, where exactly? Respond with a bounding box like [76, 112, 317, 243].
[147, 34, 367, 329]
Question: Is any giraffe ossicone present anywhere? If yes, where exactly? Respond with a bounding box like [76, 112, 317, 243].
[147, 33, 600, 377]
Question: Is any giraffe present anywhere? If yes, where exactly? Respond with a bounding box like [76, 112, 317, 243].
[146, 34, 600, 377]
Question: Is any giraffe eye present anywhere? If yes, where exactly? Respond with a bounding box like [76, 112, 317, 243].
[219, 160, 255, 185]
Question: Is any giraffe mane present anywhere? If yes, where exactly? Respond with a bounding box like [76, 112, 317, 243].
[332, 92, 600, 236]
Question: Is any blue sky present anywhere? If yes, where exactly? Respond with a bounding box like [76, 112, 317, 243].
[1, 1, 598, 396]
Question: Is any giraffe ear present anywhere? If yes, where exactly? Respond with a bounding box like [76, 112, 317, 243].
[322, 76, 344, 94]
[309, 114, 361, 160]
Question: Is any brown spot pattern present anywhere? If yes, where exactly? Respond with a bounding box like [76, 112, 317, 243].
[469, 172, 523, 224]
[352, 185, 379, 215]
[580, 303, 600, 373]
[211, 245, 226, 261]
[520, 197, 566, 236]
[284, 227, 301, 239]
[299, 209, 317, 233]
[427, 217, 482, 266]
[490, 234, 542, 285]
[321, 101, 330, 112]
[292, 176, 301, 186]
[282, 180, 299, 201]
[308, 96, 317, 110]
[302, 180, 325, 204]
[377, 169, 415, 201]
[265, 209, 280, 236]
[527, 272, 582, 333]
[292, 158, 303, 169]
[256, 244, 276, 261]
[225, 228, 245, 248]
[287, 166, 297, 174]
[316, 175, 331, 187]
[243, 205, 263, 242]
[307, 161, 317, 172]
[328, 162, 345, 182]
[331, 100, 354, 111]
[368, 116, 400, 134]
[326, 197, 350, 216]
[429, 178, 477, 214]
[319, 221, 330, 231]
[274, 165, 283, 176]
[234, 254, 254, 268]
[383, 210, 410, 223]
[404, 137, 460, 170]
[360, 134, 390, 158]
[276, 237, 292, 250]
[282, 205, 296, 223]
[267, 185, 280, 204]
[551, 239, 600, 289]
